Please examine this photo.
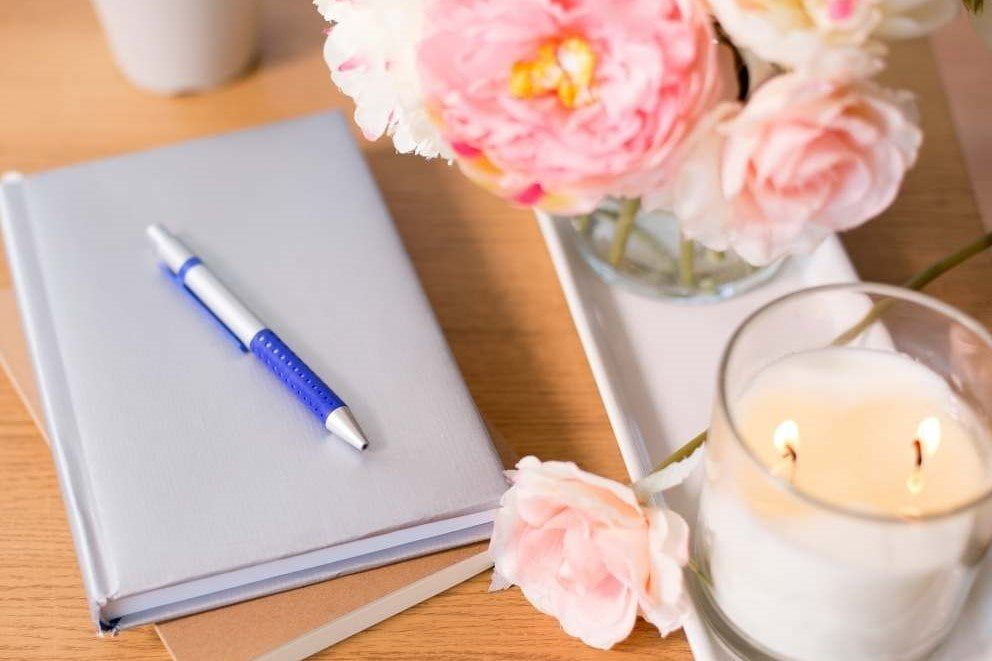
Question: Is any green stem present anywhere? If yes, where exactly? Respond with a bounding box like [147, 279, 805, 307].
[687, 558, 713, 588]
[833, 232, 992, 346]
[679, 234, 696, 289]
[574, 214, 592, 236]
[597, 215, 675, 268]
[652, 430, 708, 473]
[705, 249, 726, 264]
[645, 231, 992, 478]
[608, 198, 642, 267]
[588, 207, 681, 272]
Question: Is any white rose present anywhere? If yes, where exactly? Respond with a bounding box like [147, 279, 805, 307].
[708, 0, 957, 74]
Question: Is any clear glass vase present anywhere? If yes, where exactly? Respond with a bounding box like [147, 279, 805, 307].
[567, 198, 783, 303]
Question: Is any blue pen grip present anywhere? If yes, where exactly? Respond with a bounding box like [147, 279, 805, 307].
[250, 329, 345, 423]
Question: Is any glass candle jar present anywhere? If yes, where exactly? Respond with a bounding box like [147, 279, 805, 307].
[692, 283, 992, 660]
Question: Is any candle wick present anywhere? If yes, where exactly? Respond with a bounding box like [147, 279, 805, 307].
[775, 443, 798, 483]
[907, 439, 926, 496]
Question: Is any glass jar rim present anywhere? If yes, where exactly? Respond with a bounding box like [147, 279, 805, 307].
[717, 281, 992, 524]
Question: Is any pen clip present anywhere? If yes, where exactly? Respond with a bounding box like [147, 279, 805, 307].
[160, 265, 249, 352]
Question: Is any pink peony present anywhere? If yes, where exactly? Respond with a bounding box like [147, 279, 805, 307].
[416, 0, 720, 214]
[651, 74, 921, 264]
[489, 456, 691, 649]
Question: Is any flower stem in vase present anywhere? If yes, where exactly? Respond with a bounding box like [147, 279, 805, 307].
[608, 198, 642, 267]
[597, 210, 674, 266]
[573, 213, 592, 236]
[679, 233, 696, 289]
[706, 249, 726, 264]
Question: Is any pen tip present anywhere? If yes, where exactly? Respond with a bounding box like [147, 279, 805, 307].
[325, 407, 371, 452]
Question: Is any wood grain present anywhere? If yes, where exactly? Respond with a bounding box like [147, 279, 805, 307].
[931, 14, 992, 232]
[0, 2, 988, 659]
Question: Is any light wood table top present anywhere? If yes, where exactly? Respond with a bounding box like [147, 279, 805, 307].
[0, 2, 989, 659]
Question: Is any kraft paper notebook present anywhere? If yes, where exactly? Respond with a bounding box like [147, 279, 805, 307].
[0, 292, 501, 660]
[0, 112, 508, 633]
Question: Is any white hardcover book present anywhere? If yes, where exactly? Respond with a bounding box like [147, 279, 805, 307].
[0, 112, 507, 633]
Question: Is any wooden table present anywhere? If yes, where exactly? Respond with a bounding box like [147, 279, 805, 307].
[0, 2, 988, 659]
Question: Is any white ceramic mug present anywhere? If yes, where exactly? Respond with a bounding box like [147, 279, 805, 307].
[91, 0, 260, 95]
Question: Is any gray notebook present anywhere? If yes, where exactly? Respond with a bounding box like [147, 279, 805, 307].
[0, 113, 507, 633]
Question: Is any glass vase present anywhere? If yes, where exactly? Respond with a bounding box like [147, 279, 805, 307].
[567, 198, 783, 303]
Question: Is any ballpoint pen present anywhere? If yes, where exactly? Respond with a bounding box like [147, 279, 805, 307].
[146, 223, 370, 451]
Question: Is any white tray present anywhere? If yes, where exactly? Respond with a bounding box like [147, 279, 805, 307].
[536, 212, 992, 660]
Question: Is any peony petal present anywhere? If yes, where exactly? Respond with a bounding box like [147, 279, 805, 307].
[317, 0, 451, 157]
[702, 73, 920, 264]
[638, 508, 692, 636]
[551, 574, 640, 649]
[416, 0, 720, 207]
[489, 569, 514, 592]
[487, 455, 664, 649]
[510, 457, 646, 522]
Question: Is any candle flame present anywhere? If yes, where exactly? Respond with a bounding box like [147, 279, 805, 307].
[917, 416, 941, 457]
[773, 419, 800, 457]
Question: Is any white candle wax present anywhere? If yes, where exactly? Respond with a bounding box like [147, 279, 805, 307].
[701, 347, 991, 660]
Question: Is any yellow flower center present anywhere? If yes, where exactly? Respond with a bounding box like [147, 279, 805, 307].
[509, 37, 597, 109]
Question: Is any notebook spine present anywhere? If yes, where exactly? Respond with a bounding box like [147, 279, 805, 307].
[0, 173, 116, 632]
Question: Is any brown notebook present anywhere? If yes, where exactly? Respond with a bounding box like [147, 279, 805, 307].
[0, 288, 494, 660]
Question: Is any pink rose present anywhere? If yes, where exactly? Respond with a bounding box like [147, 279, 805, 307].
[417, 0, 719, 213]
[653, 74, 921, 264]
[489, 456, 691, 649]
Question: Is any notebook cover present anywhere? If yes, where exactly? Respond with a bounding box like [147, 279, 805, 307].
[0, 287, 493, 660]
[0, 112, 508, 630]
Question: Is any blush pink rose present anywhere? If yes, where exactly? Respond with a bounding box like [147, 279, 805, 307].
[489, 456, 691, 649]
[652, 74, 921, 264]
[416, 0, 719, 214]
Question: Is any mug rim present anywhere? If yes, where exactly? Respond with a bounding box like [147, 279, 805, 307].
[717, 281, 992, 523]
